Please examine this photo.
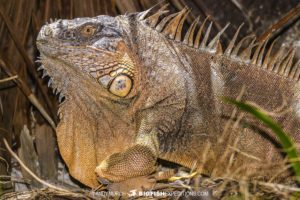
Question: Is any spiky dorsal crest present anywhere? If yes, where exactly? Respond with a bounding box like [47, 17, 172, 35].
[138, 4, 300, 82]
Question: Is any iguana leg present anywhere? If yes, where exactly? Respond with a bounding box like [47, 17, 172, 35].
[95, 130, 159, 182]
[95, 115, 163, 182]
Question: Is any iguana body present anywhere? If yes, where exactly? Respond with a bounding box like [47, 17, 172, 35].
[36, 5, 300, 187]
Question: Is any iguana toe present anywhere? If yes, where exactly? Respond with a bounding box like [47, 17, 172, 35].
[107, 176, 156, 195]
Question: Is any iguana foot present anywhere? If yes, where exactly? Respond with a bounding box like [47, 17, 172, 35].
[95, 144, 157, 182]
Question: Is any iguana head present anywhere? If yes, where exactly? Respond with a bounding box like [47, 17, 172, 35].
[37, 15, 140, 101]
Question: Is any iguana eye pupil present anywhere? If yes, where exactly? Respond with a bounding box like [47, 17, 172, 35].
[81, 25, 96, 37]
[109, 75, 132, 98]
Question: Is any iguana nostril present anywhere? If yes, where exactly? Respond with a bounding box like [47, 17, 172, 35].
[64, 30, 76, 39]
[44, 26, 53, 37]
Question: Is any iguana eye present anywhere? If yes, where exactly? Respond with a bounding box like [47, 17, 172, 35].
[109, 75, 132, 97]
[81, 25, 96, 37]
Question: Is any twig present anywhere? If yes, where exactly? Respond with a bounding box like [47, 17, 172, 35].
[218, 85, 245, 143]
[0, 75, 18, 83]
[269, 164, 291, 183]
[0, 175, 31, 185]
[257, 4, 300, 42]
[0, 155, 9, 173]
[228, 146, 262, 162]
[229, 0, 253, 32]
[0, 59, 56, 130]
[3, 138, 68, 192]
[256, 181, 300, 192]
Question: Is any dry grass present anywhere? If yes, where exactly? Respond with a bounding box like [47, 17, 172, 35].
[2, 120, 300, 199]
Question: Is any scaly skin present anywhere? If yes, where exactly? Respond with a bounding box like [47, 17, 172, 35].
[36, 8, 300, 188]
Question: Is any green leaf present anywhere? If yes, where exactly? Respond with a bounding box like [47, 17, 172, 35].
[223, 97, 300, 183]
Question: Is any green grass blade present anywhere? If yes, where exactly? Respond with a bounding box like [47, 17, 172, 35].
[223, 97, 300, 183]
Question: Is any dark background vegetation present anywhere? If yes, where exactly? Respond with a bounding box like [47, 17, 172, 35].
[0, 0, 299, 195]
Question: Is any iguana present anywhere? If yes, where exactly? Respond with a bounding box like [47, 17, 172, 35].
[36, 4, 300, 188]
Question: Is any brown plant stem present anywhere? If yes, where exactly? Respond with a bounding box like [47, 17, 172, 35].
[0, 59, 56, 130]
[3, 138, 68, 192]
[257, 4, 300, 42]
